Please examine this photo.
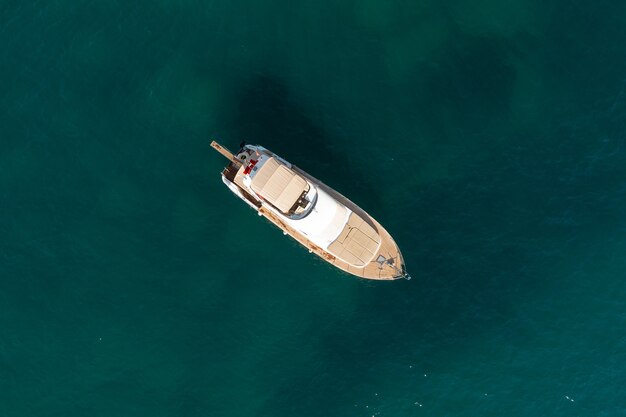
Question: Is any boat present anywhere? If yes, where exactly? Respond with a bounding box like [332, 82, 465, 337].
[210, 140, 410, 280]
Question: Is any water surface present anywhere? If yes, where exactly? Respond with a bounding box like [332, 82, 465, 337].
[1, 1, 626, 416]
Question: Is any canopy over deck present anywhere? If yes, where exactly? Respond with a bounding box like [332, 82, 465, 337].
[251, 157, 308, 213]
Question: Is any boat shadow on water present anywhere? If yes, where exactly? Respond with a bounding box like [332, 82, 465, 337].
[225, 74, 386, 216]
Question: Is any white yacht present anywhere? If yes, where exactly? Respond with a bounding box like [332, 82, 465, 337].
[211, 141, 409, 280]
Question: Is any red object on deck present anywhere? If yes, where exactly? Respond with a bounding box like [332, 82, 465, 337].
[243, 159, 258, 175]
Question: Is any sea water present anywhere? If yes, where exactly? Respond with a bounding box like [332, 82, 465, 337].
[1, 1, 626, 416]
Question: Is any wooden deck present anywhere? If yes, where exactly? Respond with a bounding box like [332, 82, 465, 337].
[258, 205, 404, 280]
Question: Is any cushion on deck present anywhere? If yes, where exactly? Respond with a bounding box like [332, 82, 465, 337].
[327, 212, 381, 266]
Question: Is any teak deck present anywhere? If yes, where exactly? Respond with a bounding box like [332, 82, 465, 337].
[211, 141, 406, 280]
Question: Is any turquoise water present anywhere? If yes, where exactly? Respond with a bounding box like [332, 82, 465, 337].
[2, 0, 626, 415]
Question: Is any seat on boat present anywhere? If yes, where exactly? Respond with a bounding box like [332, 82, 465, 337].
[327, 212, 381, 266]
[251, 157, 308, 213]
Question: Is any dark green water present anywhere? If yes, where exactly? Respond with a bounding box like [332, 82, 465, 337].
[2, 0, 626, 415]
